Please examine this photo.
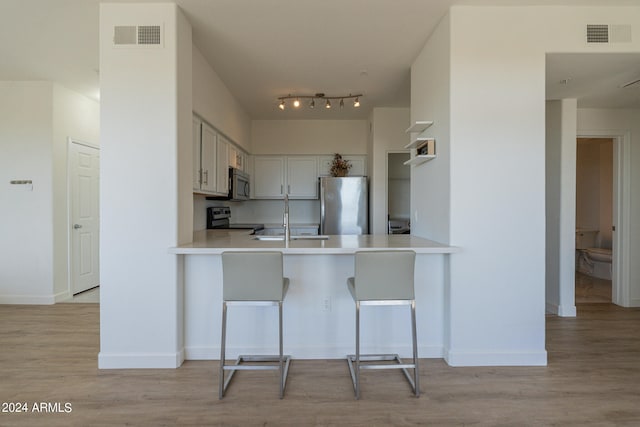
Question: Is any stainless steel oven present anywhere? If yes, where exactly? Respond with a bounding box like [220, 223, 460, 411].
[229, 167, 250, 201]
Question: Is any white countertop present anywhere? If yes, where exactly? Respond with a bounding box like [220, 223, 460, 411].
[169, 230, 460, 255]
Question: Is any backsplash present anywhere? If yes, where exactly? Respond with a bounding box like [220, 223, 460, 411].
[194, 195, 319, 230]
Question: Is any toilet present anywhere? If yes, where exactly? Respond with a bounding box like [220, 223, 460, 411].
[575, 230, 612, 280]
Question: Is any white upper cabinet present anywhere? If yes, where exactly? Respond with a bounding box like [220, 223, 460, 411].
[318, 155, 367, 177]
[228, 144, 245, 171]
[287, 157, 318, 199]
[252, 156, 318, 199]
[193, 115, 248, 196]
[192, 116, 202, 191]
[252, 156, 285, 199]
[216, 135, 230, 195]
[199, 122, 218, 194]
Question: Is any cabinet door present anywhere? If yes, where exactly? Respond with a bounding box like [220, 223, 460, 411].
[228, 145, 237, 169]
[253, 156, 285, 198]
[192, 117, 202, 191]
[287, 156, 318, 199]
[346, 156, 366, 176]
[200, 122, 217, 193]
[318, 155, 366, 177]
[216, 135, 229, 195]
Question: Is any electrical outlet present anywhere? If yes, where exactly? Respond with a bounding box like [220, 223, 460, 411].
[321, 296, 332, 312]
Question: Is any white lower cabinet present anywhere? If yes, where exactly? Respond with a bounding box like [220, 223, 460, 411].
[252, 156, 318, 199]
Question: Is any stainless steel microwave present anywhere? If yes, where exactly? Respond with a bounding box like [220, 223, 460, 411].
[229, 167, 250, 201]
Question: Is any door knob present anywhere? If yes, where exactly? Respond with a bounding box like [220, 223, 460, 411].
[73, 224, 82, 229]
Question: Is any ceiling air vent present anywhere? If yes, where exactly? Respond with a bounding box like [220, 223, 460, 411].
[113, 25, 163, 47]
[587, 24, 609, 43]
[586, 24, 632, 44]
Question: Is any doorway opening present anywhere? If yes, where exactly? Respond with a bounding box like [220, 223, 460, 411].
[575, 138, 613, 304]
[67, 139, 100, 303]
[573, 132, 631, 308]
[387, 152, 411, 234]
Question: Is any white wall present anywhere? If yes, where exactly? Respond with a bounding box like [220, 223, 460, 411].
[412, 5, 640, 365]
[410, 13, 450, 244]
[578, 108, 640, 306]
[0, 82, 54, 304]
[192, 45, 251, 151]
[250, 120, 367, 155]
[0, 81, 99, 304]
[369, 108, 410, 234]
[545, 99, 577, 317]
[99, 3, 191, 368]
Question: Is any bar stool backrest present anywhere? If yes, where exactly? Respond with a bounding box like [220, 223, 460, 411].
[222, 251, 285, 301]
[354, 250, 416, 301]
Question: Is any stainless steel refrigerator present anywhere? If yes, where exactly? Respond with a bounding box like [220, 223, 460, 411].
[319, 176, 368, 235]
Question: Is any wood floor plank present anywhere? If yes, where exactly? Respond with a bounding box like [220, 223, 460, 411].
[1, 303, 640, 426]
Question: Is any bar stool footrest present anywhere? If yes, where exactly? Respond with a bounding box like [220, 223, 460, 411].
[347, 353, 418, 396]
[220, 355, 292, 398]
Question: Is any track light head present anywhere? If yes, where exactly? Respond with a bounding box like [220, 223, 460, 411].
[353, 97, 360, 108]
[278, 100, 285, 110]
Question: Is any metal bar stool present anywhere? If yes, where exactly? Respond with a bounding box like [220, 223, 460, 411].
[346, 250, 419, 399]
[219, 251, 292, 399]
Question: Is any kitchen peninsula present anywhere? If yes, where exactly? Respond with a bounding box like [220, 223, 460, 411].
[170, 230, 459, 361]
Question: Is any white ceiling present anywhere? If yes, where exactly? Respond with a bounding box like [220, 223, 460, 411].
[1, 0, 640, 120]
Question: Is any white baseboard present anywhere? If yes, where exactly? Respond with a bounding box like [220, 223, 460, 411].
[54, 290, 72, 303]
[630, 298, 640, 308]
[0, 294, 56, 305]
[98, 351, 184, 369]
[545, 302, 576, 317]
[444, 349, 548, 367]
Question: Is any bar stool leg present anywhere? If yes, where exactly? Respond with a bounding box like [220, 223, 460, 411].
[355, 300, 361, 400]
[219, 301, 227, 400]
[411, 300, 420, 397]
[278, 301, 284, 399]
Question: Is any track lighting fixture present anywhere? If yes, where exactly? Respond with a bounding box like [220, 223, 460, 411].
[276, 93, 362, 111]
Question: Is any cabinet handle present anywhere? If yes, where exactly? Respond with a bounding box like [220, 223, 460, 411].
[203, 170, 208, 185]
[199, 169, 203, 185]
[281, 184, 283, 194]
[288, 184, 291, 194]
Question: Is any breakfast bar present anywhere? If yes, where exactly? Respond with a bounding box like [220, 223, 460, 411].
[170, 230, 459, 361]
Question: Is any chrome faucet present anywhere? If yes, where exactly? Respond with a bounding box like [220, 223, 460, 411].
[283, 193, 291, 241]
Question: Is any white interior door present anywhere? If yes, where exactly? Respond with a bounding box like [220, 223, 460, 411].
[69, 141, 100, 295]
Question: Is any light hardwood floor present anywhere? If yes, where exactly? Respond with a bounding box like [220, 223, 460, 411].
[1, 303, 639, 426]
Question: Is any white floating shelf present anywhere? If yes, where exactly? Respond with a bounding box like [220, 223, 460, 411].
[403, 155, 436, 166]
[405, 121, 433, 133]
[404, 136, 435, 150]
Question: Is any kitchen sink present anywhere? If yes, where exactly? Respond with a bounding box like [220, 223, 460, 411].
[253, 235, 330, 241]
[292, 235, 330, 240]
[253, 235, 285, 241]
